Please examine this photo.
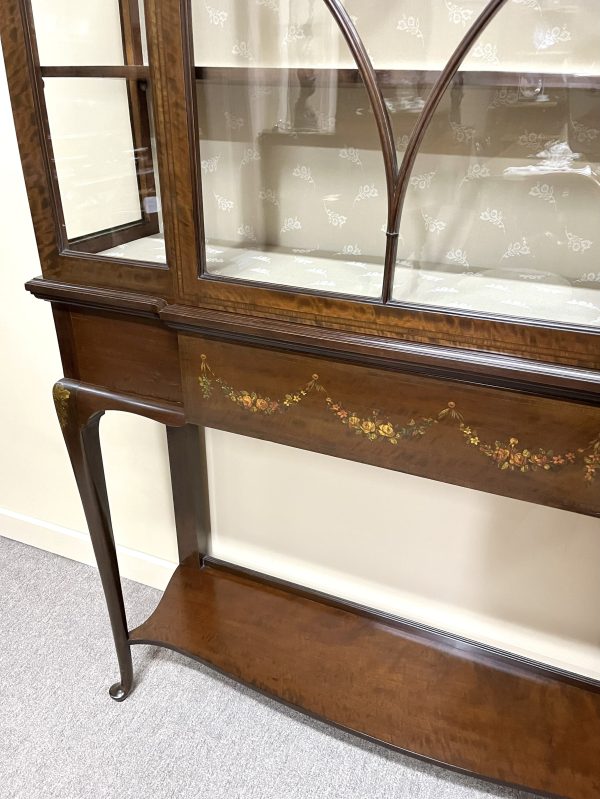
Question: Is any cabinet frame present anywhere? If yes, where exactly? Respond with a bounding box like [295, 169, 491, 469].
[3, 3, 600, 796]
[176, 0, 600, 368]
[2, 0, 175, 296]
[3, 0, 600, 365]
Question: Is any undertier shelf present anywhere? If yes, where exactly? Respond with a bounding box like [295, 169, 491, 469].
[130, 559, 600, 799]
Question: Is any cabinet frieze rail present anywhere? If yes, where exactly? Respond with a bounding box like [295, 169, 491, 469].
[198, 355, 600, 483]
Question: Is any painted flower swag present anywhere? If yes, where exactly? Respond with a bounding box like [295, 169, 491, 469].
[198, 356, 600, 483]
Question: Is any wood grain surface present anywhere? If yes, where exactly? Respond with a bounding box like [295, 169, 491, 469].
[180, 336, 600, 516]
[131, 560, 600, 799]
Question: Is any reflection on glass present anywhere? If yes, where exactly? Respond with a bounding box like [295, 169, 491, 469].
[342, 0, 489, 158]
[30, 0, 125, 67]
[192, 0, 386, 298]
[43, 78, 164, 261]
[30, 0, 163, 262]
[393, 0, 600, 327]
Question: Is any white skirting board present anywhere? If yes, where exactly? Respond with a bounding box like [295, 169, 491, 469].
[0, 507, 175, 590]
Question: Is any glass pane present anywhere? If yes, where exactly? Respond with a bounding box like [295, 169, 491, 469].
[43, 78, 165, 263]
[393, 0, 600, 328]
[30, 0, 125, 66]
[342, 0, 489, 157]
[191, 0, 386, 298]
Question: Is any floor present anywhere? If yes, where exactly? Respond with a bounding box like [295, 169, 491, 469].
[0, 536, 543, 799]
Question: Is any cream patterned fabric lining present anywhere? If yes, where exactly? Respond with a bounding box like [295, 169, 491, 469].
[100, 234, 600, 326]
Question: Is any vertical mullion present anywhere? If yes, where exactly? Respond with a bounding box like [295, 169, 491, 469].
[144, 0, 203, 297]
[381, 0, 511, 303]
[119, 0, 159, 233]
[181, 0, 206, 279]
[322, 0, 398, 305]
[21, 0, 69, 252]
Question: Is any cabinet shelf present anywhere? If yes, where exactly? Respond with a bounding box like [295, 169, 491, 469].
[194, 65, 600, 90]
[39, 65, 600, 90]
[130, 558, 600, 799]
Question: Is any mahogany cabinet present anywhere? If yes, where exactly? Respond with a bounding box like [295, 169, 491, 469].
[2, 1, 600, 796]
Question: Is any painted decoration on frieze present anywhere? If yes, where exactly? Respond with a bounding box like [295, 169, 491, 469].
[198, 355, 600, 482]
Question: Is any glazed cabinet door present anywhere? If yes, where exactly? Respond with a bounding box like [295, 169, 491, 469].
[1, 0, 174, 296]
[391, 0, 600, 330]
[189, 0, 395, 299]
[176, 0, 600, 368]
[185, 0, 487, 301]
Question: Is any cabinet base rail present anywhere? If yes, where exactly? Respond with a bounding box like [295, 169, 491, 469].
[125, 557, 600, 799]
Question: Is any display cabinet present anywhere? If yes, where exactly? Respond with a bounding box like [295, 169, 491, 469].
[2, 1, 600, 797]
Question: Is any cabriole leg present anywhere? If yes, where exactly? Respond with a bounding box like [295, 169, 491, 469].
[53, 382, 133, 701]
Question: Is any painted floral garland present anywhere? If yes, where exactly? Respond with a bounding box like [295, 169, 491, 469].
[198, 355, 600, 483]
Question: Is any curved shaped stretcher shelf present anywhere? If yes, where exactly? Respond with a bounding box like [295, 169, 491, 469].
[130, 558, 600, 799]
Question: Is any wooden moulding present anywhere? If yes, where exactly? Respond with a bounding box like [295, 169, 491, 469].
[25, 276, 167, 317]
[165, 304, 600, 404]
[24, 280, 600, 403]
[39, 65, 150, 79]
[130, 558, 600, 799]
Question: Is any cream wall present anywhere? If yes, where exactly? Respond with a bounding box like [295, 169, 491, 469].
[1, 41, 600, 679]
[0, 44, 179, 585]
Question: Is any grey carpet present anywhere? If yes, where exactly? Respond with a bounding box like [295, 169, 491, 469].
[0, 535, 543, 799]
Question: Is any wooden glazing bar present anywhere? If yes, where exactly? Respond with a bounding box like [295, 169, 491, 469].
[119, 0, 160, 236]
[40, 65, 150, 79]
[322, 0, 397, 233]
[381, 0, 511, 303]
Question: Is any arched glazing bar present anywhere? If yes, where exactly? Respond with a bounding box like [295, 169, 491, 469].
[381, 0, 511, 303]
[322, 0, 398, 230]
[192, 0, 398, 300]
